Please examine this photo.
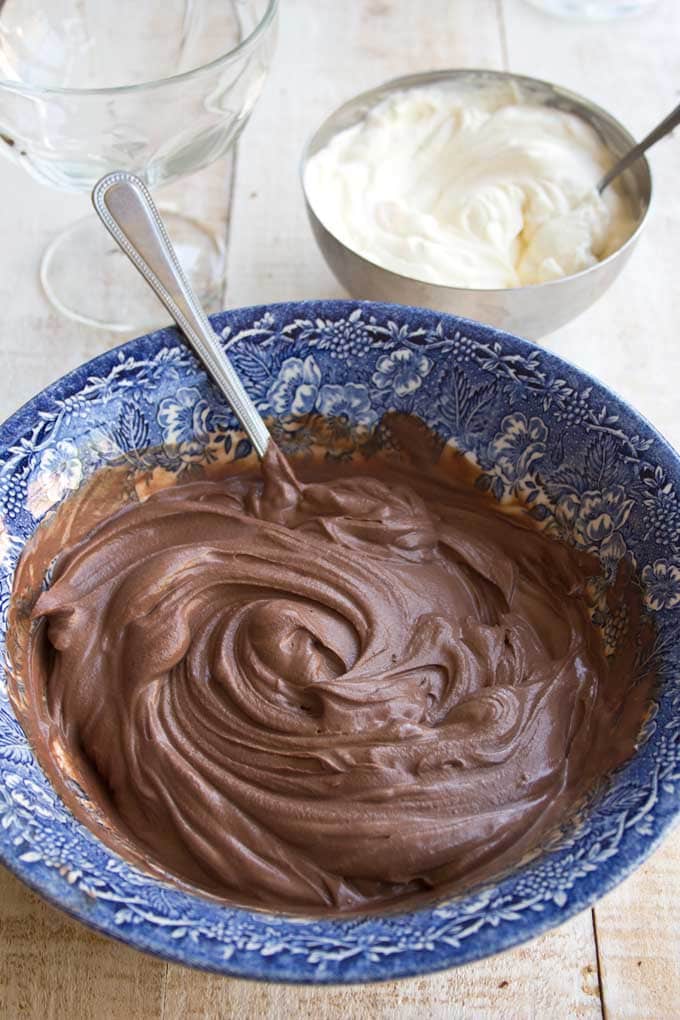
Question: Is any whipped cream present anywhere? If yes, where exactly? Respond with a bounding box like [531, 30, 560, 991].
[305, 84, 635, 289]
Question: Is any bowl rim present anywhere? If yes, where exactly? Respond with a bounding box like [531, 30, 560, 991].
[0, 0, 278, 98]
[1, 298, 679, 983]
[300, 68, 653, 296]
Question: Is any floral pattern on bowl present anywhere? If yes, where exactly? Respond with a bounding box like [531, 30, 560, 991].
[0, 300, 678, 983]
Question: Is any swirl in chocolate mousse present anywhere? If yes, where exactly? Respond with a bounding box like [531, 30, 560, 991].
[11, 443, 652, 914]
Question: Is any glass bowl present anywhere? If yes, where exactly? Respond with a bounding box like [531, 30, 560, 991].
[0, 0, 278, 331]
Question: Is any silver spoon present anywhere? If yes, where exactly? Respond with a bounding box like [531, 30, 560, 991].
[597, 101, 680, 194]
[92, 171, 271, 458]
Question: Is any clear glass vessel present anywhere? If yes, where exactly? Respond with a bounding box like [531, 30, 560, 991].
[0, 0, 278, 331]
[524, 0, 658, 18]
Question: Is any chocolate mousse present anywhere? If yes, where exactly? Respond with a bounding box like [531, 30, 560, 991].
[8, 443, 653, 914]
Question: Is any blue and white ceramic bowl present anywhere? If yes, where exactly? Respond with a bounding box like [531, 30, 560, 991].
[0, 300, 678, 983]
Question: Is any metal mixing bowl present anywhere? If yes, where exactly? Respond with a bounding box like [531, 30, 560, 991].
[301, 69, 652, 340]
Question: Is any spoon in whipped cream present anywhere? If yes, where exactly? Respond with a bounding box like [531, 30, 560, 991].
[597, 100, 680, 194]
[92, 172, 271, 458]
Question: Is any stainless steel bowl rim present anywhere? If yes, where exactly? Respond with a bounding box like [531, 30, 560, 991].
[300, 67, 653, 298]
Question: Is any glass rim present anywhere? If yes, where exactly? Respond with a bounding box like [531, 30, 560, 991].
[0, 0, 278, 98]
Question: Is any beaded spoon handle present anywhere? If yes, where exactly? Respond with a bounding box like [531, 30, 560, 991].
[92, 171, 271, 458]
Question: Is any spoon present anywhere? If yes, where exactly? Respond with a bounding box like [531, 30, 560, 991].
[91, 171, 271, 458]
[597, 101, 680, 194]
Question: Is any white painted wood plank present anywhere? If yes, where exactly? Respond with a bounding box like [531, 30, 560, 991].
[162, 909, 601, 1020]
[0, 867, 166, 1020]
[501, 4, 680, 1018]
[501, 0, 680, 447]
[594, 831, 680, 1020]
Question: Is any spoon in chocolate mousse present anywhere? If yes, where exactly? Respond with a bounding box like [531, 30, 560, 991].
[92, 172, 271, 459]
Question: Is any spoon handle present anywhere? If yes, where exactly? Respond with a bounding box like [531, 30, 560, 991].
[92, 171, 270, 458]
[598, 101, 680, 194]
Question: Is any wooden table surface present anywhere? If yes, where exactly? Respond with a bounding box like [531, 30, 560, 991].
[1, 1, 679, 1017]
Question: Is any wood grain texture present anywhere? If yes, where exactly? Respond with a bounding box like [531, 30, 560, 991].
[0, 869, 165, 1020]
[161, 908, 601, 1020]
[1, 0, 680, 1017]
[594, 831, 680, 1020]
[499, 6, 680, 1017]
